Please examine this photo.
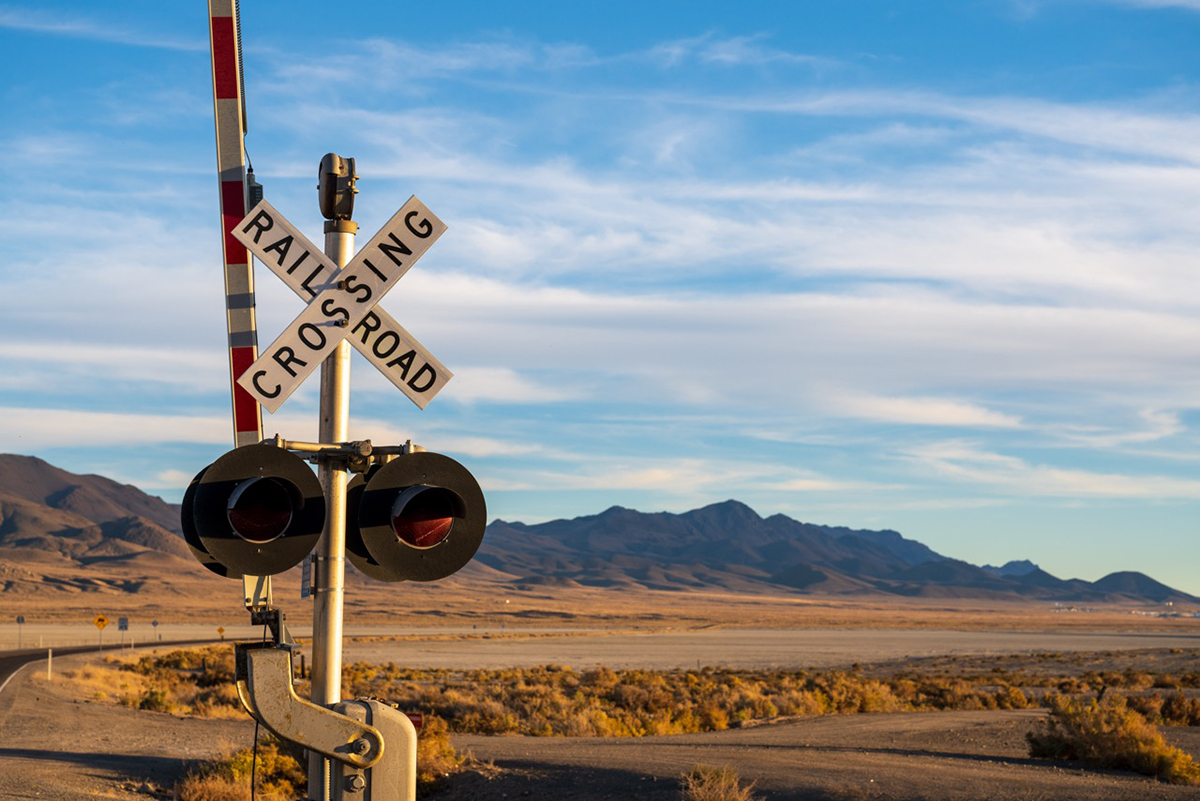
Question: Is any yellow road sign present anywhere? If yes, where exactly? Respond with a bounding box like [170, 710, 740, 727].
[93, 615, 108, 630]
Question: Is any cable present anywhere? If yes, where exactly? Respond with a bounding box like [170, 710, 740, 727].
[249, 621, 269, 800]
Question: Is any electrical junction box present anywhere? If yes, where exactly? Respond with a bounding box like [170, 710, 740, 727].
[331, 699, 417, 801]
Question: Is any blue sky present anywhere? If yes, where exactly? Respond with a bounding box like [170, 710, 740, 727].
[1, 1, 1199, 593]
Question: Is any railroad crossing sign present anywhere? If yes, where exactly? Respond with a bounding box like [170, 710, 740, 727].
[233, 197, 450, 413]
[93, 615, 108, 630]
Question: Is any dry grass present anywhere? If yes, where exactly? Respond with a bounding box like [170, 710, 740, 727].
[58, 647, 245, 718]
[680, 764, 759, 801]
[1027, 694, 1200, 785]
[59, 663, 150, 705]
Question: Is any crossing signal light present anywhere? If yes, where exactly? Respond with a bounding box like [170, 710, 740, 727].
[182, 467, 239, 578]
[183, 444, 325, 576]
[349, 451, 485, 582]
[389, 485, 462, 548]
[182, 445, 485, 583]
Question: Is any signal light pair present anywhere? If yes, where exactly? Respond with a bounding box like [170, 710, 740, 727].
[182, 444, 485, 582]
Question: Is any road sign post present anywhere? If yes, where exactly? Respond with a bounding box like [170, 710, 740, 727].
[93, 615, 108, 651]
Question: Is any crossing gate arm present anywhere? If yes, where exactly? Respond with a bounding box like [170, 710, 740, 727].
[208, 0, 262, 447]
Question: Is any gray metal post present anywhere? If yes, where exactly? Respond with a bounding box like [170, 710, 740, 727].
[309, 216, 357, 801]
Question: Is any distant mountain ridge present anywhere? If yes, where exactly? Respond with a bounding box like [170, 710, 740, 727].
[0, 454, 187, 562]
[478, 501, 1199, 603]
[0, 454, 1194, 604]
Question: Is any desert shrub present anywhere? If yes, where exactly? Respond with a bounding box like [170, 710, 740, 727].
[344, 662, 1072, 738]
[416, 715, 462, 789]
[1161, 693, 1200, 726]
[139, 687, 172, 712]
[1122, 669, 1155, 691]
[176, 735, 305, 801]
[698, 703, 729, 731]
[1027, 694, 1200, 785]
[996, 685, 1030, 710]
[680, 764, 759, 801]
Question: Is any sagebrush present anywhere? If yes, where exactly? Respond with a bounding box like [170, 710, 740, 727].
[680, 764, 759, 801]
[1027, 694, 1200, 785]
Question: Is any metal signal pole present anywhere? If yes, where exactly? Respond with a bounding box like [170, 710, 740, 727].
[309, 154, 358, 801]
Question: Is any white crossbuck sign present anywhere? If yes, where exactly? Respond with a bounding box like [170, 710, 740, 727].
[233, 197, 452, 413]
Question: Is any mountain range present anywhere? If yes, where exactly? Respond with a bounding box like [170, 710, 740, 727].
[482, 504, 1196, 603]
[0, 453, 1194, 604]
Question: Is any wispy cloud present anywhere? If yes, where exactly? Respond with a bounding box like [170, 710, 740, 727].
[827, 392, 1024, 428]
[0, 407, 230, 449]
[649, 33, 840, 70]
[0, 7, 204, 51]
[766, 476, 907, 493]
[1052, 409, 1187, 448]
[905, 440, 1200, 499]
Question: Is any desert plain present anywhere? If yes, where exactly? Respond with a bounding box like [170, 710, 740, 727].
[2, 584, 1199, 799]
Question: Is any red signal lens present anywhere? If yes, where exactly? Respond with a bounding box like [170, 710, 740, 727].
[227, 477, 295, 543]
[390, 485, 463, 549]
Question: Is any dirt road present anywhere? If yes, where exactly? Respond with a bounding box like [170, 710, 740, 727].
[446, 711, 1200, 800]
[0, 652, 253, 799]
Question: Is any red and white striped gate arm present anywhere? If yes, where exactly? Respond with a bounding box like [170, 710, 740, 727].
[208, 0, 262, 447]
